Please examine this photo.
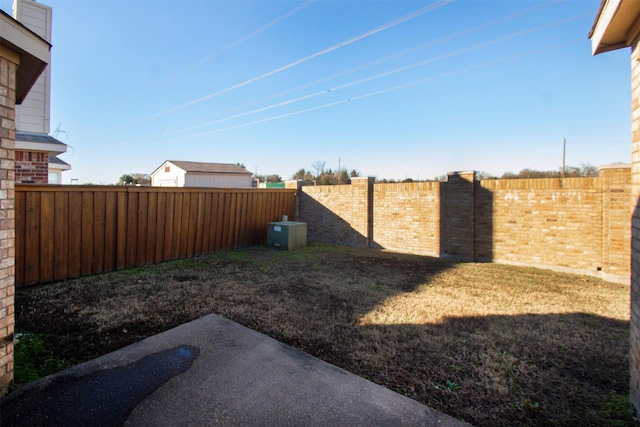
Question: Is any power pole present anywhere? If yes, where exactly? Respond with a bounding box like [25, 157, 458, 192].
[562, 137, 566, 179]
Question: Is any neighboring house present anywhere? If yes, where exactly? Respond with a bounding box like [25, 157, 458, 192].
[589, 0, 640, 417]
[151, 161, 253, 188]
[12, 0, 70, 184]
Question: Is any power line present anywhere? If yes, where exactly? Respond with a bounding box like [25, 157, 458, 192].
[164, 11, 588, 136]
[202, 0, 559, 120]
[117, 0, 454, 128]
[64, 0, 316, 130]
[122, 38, 583, 149]
[155, 0, 317, 86]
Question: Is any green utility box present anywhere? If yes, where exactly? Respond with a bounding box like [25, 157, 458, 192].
[267, 220, 307, 250]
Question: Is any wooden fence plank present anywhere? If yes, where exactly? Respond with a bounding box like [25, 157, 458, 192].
[255, 191, 266, 244]
[136, 191, 149, 266]
[24, 192, 40, 286]
[226, 193, 237, 250]
[15, 189, 25, 286]
[116, 191, 127, 270]
[155, 192, 166, 263]
[163, 192, 175, 261]
[147, 191, 158, 264]
[39, 191, 54, 283]
[238, 192, 248, 248]
[53, 191, 68, 281]
[179, 193, 190, 258]
[103, 192, 117, 272]
[219, 192, 230, 251]
[186, 193, 198, 257]
[212, 192, 223, 252]
[172, 192, 184, 259]
[201, 193, 212, 253]
[81, 192, 94, 276]
[92, 191, 106, 274]
[125, 192, 138, 268]
[68, 191, 82, 278]
[194, 192, 205, 256]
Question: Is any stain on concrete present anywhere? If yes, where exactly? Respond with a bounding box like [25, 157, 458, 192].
[1, 345, 199, 427]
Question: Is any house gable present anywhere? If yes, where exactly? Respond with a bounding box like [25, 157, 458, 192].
[151, 160, 253, 188]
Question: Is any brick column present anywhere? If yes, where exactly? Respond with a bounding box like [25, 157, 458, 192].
[446, 171, 475, 259]
[351, 176, 374, 246]
[285, 180, 304, 221]
[599, 165, 631, 284]
[0, 51, 18, 396]
[630, 34, 640, 417]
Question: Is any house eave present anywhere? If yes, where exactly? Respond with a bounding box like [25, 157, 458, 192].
[590, 0, 640, 55]
[0, 10, 51, 103]
[15, 140, 66, 154]
[49, 163, 71, 172]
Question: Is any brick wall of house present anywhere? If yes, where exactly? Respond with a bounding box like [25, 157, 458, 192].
[0, 53, 17, 396]
[630, 32, 640, 417]
[298, 166, 630, 284]
[15, 150, 48, 184]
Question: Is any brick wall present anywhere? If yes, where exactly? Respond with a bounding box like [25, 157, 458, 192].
[477, 176, 603, 274]
[0, 53, 17, 396]
[298, 166, 630, 284]
[630, 32, 640, 417]
[15, 150, 48, 184]
[372, 181, 443, 257]
[300, 177, 372, 247]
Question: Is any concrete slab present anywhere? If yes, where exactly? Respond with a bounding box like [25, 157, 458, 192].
[1, 314, 470, 426]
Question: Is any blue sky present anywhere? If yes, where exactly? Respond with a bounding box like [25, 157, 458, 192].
[1, 0, 631, 184]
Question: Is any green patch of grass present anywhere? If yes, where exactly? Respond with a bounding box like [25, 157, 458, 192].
[13, 333, 71, 389]
[597, 392, 635, 427]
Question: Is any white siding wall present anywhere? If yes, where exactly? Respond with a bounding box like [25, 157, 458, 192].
[151, 165, 185, 187]
[13, 0, 51, 134]
[185, 173, 251, 188]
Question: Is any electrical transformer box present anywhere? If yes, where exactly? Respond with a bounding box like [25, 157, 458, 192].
[267, 220, 307, 250]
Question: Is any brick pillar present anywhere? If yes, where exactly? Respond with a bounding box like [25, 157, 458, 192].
[0, 52, 18, 396]
[351, 176, 374, 246]
[599, 165, 631, 284]
[446, 171, 475, 259]
[285, 180, 304, 221]
[630, 34, 640, 417]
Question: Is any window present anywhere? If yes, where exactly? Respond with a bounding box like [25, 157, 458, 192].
[48, 172, 60, 184]
[165, 166, 170, 172]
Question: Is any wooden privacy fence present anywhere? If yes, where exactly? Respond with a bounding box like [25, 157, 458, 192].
[16, 185, 296, 287]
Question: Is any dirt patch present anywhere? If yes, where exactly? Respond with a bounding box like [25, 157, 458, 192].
[14, 243, 632, 426]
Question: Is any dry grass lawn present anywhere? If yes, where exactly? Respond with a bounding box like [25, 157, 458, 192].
[14, 243, 632, 426]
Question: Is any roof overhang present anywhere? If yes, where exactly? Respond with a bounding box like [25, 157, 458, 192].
[48, 155, 71, 171]
[15, 131, 67, 154]
[0, 10, 50, 103]
[589, 0, 640, 55]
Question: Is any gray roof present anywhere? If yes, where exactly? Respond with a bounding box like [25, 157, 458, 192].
[15, 131, 66, 146]
[166, 161, 252, 175]
[48, 154, 70, 167]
